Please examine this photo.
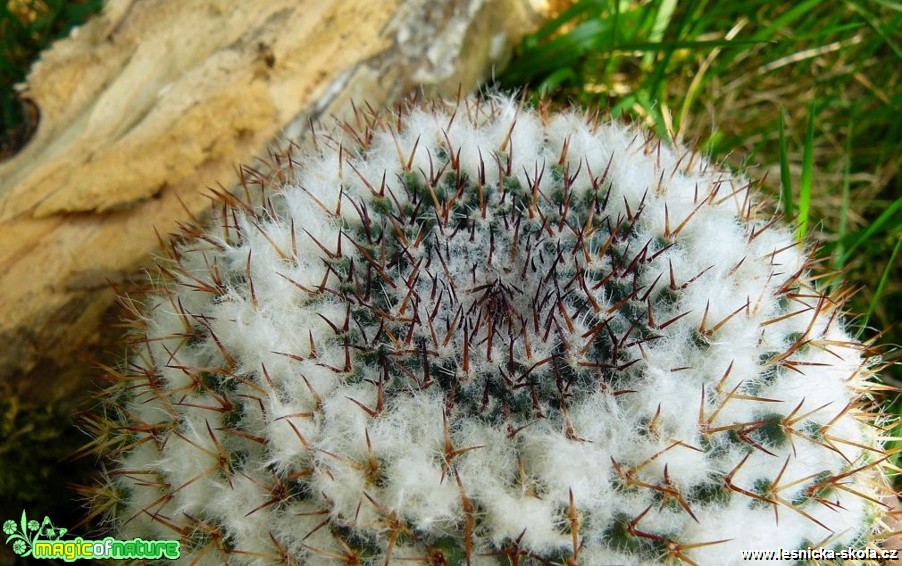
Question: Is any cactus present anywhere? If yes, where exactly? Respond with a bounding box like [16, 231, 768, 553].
[85, 95, 892, 565]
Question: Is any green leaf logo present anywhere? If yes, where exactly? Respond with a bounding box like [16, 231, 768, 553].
[3, 511, 61, 557]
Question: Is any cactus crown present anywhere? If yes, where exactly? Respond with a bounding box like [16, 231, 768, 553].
[88, 95, 890, 565]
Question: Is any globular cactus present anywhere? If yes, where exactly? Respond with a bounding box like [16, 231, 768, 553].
[85, 95, 893, 565]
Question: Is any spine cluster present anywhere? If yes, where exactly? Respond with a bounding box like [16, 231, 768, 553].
[85, 95, 890, 565]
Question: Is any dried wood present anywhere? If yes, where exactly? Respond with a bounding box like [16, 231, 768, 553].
[0, 0, 550, 403]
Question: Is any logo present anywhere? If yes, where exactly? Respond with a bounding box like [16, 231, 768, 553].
[3, 511, 180, 561]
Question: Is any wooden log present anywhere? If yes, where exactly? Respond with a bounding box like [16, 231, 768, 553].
[0, 0, 551, 405]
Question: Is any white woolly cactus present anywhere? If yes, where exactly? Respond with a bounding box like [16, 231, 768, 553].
[88, 95, 893, 565]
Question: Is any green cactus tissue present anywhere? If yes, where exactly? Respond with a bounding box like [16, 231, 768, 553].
[86, 95, 893, 565]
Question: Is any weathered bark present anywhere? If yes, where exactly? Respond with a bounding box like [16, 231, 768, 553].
[0, 0, 551, 405]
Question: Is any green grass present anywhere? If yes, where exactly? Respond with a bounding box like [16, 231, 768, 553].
[0, 0, 104, 158]
[795, 101, 815, 241]
[498, 0, 900, 476]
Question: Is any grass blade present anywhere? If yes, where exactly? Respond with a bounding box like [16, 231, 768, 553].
[796, 103, 815, 241]
[642, 0, 678, 67]
[778, 109, 793, 221]
[838, 197, 902, 263]
[616, 38, 775, 50]
[862, 234, 902, 333]
[831, 117, 854, 278]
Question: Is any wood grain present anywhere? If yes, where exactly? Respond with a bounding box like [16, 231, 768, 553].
[0, 0, 550, 404]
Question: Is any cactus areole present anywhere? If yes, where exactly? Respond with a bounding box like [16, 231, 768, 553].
[90, 96, 890, 565]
